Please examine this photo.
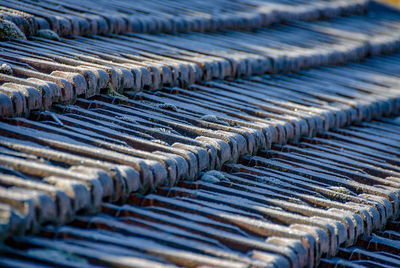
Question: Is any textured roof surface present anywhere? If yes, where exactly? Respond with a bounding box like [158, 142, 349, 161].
[0, 1, 400, 267]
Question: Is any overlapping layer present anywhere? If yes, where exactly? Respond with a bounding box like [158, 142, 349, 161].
[1, 1, 400, 267]
[1, 117, 399, 267]
[0, 47, 400, 245]
[0, 0, 368, 38]
[1, 4, 400, 116]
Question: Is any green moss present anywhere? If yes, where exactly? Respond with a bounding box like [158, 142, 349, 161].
[0, 63, 13, 75]
[105, 83, 128, 100]
[36, 29, 60, 41]
[0, 19, 26, 40]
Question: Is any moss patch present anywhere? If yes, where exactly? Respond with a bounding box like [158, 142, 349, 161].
[0, 19, 26, 40]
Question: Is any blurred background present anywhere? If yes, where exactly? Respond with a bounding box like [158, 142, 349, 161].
[380, 0, 400, 6]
